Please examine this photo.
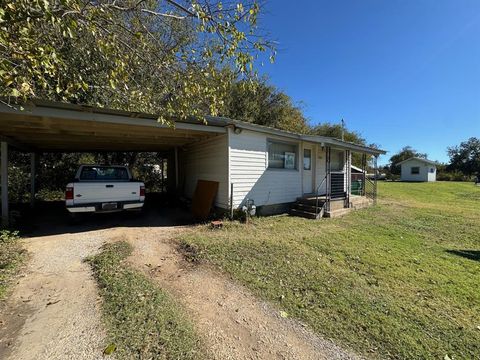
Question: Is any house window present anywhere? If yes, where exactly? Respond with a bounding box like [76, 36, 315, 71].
[411, 166, 420, 175]
[303, 149, 311, 170]
[268, 141, 297, 169]
[429, 168, 435, 173]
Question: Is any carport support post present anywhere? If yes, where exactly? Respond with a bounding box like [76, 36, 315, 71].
[1, 141, 8, 227]
[30, 152, 36, 208]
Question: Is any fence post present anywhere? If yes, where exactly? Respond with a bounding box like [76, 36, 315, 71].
[326, 146, 331, 212]
[374, 155, 378, 205]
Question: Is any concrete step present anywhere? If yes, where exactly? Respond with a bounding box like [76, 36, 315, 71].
[290, 208, 321, 220]
[292, 203, 322, 213]
[296, 197, 326, 206]
[325, 208, 352, 218]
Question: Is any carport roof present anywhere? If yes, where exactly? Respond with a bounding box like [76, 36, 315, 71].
[0, 100, 227, 152]
[0, 100, 385, 155]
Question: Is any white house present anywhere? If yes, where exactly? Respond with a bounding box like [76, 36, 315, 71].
[398, 157, 437, 182]
[179, 118, 385, 217]
[0, 101, 385, 223]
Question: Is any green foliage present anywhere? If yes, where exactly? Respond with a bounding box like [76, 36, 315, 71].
[447, 137, 480, 176]
[221, 78, 310, 134]
[436, 163, 473, 182]
[8, 150, 167, 202]
[0, 230, 25, 300]
[181, 182, 480, 359]
[310, 122, 366, 144]
[388, 146, 428, 175]
[87, 241, 203, 359]
[311, 122, 372, 166]
[0, 0, 273, 121]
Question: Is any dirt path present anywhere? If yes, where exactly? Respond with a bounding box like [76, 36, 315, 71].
[127, 226, 360, 360]
[1, 222, 360, 360]
[0, 230, 112, 360]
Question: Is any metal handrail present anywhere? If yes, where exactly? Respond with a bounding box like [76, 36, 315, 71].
[315, 175, 328, 215]
[364, 177, 376, 200]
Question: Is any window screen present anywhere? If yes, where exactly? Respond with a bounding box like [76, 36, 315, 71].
[268, 141, 297, 169]
[80, 166, 129, 181]
[411, 167, 420, 175]
[330, 150, 345, 172]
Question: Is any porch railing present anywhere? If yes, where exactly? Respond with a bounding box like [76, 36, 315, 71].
[364, 177, 377, 204]
[330, 172, 346, 199]
[315, 175, 327, 216]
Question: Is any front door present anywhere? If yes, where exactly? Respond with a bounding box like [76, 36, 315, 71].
[303, 146, 314, 194]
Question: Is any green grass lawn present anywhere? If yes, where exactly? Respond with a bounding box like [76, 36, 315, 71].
[87, 242, 204, 359]
[180, 182, 480, 359]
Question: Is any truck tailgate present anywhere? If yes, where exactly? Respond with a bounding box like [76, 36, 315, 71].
[73, 182, 141, 204]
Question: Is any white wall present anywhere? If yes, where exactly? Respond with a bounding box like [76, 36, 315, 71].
[181, 135, 229, 208]
[229, 129, 304, 207]
[400, 159, 436, 182]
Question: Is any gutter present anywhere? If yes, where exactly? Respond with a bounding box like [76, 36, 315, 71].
[226, 119, 386, 156]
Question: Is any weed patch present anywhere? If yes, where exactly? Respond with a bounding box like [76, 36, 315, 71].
[0, 230, 26, 300]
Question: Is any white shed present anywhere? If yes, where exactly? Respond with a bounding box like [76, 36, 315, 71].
[398, 157, 437, 182]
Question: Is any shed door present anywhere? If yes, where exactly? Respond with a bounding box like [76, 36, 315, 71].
[303, 146, 314, 194]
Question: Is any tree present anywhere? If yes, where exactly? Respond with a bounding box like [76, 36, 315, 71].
[388, 146, 427, 175]
[310, 123, 374, 166]
[447, 137, 480, 176]
[220, 78, 310, 133]
[310, 123, 366, 145]
[0, 0, 274, 122]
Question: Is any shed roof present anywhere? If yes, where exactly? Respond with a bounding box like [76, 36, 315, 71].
[0, 100, 386, 155]
[396, 157, 437, 166]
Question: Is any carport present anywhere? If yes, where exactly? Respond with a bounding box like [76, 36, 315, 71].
[0, 100, 227, 226]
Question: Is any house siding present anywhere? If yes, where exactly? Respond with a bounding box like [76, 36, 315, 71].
[229, 129, 303, 208]
[400, 159, 436, 182]
[181, 135, 229, 208]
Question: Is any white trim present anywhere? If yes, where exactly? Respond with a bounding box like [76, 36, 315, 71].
[396, 157, 437, 166]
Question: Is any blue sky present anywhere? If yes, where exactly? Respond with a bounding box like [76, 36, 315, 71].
[256, 0, 480, 164]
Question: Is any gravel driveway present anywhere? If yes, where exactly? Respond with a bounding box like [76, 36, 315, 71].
[0, 205, 359, 360]
[0, 229, 111, 360]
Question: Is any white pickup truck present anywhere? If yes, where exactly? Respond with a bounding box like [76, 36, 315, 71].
[65, 165, 145, 214]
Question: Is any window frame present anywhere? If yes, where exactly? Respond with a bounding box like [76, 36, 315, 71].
[411, 166, 420, 175]
[267, 139, 299, 171]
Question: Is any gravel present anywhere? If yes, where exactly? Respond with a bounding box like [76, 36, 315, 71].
[0, 228, 114, 360]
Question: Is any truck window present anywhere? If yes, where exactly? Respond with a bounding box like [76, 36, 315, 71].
[80, 166, 129, 181]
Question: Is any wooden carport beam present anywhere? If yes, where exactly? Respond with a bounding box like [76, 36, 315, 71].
[1, 141, 8, 227]
[0, 135, 33, 152]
